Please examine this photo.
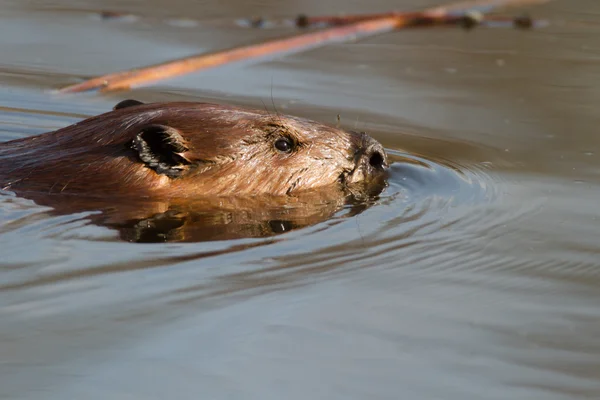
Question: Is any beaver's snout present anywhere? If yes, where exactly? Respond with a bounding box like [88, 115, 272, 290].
[344, 133, 388, 185]
[363, 137, 388, 171]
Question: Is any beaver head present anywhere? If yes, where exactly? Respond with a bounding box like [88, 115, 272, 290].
[0, 100, 388, 198]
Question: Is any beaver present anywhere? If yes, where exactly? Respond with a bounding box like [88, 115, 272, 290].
[0, 100, 388, 199]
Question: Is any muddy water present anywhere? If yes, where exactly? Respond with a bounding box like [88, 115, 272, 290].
[2, 0, 600, 399]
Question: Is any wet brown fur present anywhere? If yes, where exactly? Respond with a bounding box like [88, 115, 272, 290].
[0, 101, 387, 198]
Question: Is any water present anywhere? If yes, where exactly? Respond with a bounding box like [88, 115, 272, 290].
[2, 0, 600, 398]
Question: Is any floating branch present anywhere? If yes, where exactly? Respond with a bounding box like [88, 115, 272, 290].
[289, 12, 542, 30]
[59, 0, 551, 94]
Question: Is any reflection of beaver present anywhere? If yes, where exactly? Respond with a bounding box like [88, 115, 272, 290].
[0, 100, 388, 198]
[15, 187, 380, 243]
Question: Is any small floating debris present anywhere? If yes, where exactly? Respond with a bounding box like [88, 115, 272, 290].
[513, 14, 534, 29]
[91, 10, 140, 23]
[459, 10, 484, 30]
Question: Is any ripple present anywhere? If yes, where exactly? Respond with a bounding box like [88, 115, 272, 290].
[384, 148, 500, 206]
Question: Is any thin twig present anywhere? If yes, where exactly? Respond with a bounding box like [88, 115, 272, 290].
[293, 13, 542, 29]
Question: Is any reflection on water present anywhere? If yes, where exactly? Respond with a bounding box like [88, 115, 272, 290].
[3, 0, 600, 399]
[2, 181, 387, 243]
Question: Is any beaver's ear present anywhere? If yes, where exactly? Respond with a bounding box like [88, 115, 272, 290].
[130, 124, 190, 178]
[113, 99, 144, 110]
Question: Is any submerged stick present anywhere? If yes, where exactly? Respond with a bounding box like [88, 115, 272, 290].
[59, 0, 550, 94]
[292, 13, 542, 30]
[282, 0, 549, 28]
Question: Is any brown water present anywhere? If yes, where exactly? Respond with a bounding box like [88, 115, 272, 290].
[2, 0, 600, 398]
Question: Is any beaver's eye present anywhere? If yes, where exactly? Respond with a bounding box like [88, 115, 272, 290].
[274, 137, 294, 153]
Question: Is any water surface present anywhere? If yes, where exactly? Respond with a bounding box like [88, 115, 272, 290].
[2, 0, 600, 399]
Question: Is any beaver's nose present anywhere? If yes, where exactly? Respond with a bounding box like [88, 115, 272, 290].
[360, 133, 388, 171]
[366, 142, 387, 170]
